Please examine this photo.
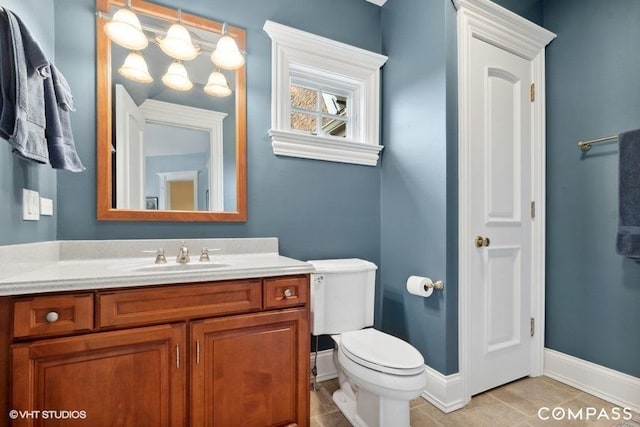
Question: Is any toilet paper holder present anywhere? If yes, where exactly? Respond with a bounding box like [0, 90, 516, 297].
[424, 280, 445, 291]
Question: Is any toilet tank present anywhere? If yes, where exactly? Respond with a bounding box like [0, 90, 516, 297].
[307, 259, 377, 335]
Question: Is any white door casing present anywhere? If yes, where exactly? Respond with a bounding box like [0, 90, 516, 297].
[456, 0, 555, 404]
[115, 84, 145, 210]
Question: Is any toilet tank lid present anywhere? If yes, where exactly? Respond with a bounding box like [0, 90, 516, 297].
[307, 258, 377, 273]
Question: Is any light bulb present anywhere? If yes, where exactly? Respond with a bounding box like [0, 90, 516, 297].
[211, 35, 245, 70]
[204, 70, 232, 97]
[161, 61, 193, 91]
[158, 23, 199, 61]
[104, 8, 148, 50]
[118, 51, 153, 83]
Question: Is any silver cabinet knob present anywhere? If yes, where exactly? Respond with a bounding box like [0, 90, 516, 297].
[283, 288, 293, 298]
[45, 311, 59, 323]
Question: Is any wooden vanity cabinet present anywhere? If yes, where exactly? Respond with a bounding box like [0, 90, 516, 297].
[6, 275, 310, 427]
[191, 309, 308, 427]
[11, 324, 187, 427]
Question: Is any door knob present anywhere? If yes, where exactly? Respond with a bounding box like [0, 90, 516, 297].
[474, 236, 490, 248]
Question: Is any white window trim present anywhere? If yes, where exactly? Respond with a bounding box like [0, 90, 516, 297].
[263, 20, 388, 166]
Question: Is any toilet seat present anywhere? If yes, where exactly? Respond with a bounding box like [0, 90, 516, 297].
[339, 329, 425, 376]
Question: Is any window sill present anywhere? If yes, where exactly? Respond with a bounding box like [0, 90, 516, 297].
[269, 129, 383, 166]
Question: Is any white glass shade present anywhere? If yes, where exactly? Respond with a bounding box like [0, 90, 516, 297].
[211, 35, 245, 70]
[118, 51, 153, 83]
[204, 70, 232, 97]
[161, 61, 193, 91]
[104, 8, 148, 50]
[158, 23, 199, 61]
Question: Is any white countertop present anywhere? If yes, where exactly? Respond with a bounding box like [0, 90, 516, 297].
[0, 238, 314, 296]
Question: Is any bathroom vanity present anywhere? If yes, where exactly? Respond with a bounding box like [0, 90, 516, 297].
[0, 238, 313, 427]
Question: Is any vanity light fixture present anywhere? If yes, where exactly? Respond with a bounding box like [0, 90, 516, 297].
[118, 51, 153, 83]
[103, 1, 148, 50]
[211, 24, 245, 70]
[204, 69, 232, 97]
[161, 60, 193, 91]
[157, 10, 199, 61]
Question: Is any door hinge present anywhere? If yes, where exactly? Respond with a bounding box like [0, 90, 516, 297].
[530, 201, 536, 219]
[530, 83, 535, 102]
[530, 318, 535, 337]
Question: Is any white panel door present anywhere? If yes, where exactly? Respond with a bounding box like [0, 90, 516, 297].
[114, 84, 145, 210]
[468, 36, 533, 396]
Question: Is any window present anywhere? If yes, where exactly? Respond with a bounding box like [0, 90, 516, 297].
[263, 21, 387, 166]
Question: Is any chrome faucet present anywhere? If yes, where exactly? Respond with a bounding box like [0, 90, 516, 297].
[176, 241, 190, 264]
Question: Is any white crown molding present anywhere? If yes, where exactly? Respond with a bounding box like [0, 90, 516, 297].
[271, 130, 383, 167]
[263, 21, 387, 71]
[544, 349, 640, 413]
[139, 98, 228, 127]
[455, 0, 555, 59]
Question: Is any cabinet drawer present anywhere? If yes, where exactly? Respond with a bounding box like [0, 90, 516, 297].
[13, 294, 94, 338]
[263, 275, 309, 309]
[98, 280, 262, 327]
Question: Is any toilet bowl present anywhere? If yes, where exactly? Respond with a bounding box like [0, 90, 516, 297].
[308, 259, 428, 427]
[331, 329, 428, 427]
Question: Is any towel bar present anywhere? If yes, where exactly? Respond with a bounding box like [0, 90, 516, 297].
[577, 134, 618, 152]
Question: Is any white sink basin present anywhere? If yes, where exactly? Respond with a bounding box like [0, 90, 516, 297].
[132, 262, 229, 273]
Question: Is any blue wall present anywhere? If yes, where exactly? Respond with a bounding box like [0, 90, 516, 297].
[53, 0, 382, 270]
[543, 0, 640, 378]
[380, 0, 459, 374]
[4, 0, 638, 379]
[378, 0, 537, 376]
[0, 0, 57, 245]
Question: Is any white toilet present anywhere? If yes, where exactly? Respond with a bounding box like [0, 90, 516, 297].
[308, 259, 428, 427]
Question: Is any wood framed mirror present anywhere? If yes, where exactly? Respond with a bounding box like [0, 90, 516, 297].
[96, 0, 246, 221]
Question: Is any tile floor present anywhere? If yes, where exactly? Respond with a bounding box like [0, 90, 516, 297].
[310, 376, 640, 427]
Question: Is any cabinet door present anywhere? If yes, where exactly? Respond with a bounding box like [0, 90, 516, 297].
[191, 309, 309, 427]
[11, 324, 186, 427]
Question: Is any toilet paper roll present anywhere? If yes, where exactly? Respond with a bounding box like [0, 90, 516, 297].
[406, 276, 434, 298]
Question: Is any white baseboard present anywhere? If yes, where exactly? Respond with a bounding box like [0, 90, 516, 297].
[310, 349, 338, 383]
[421, 365, 465, 413]
[544, 348, 640, 413]
[310, 350, 463, 413]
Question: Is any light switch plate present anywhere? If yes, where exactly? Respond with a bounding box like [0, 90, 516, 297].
[40, 197, 54, 216]
[23, 189, 40, 221]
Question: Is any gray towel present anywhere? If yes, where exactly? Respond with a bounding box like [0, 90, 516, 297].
[44, 64, 85, 172]
[2, 9, 49, 163]
[616, 128, 640, 259]
[0, 9, 84, 171]
[0, 12, 16, 138]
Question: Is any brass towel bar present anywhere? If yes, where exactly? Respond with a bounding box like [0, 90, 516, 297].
[577, 134, 618, 152]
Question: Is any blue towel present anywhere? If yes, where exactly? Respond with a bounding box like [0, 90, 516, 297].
[44, 64, 85, 172]
[1, 9, 49, 163]
[616, 128, 640, 259]
[0, 9, 84, 171]
[0, 12, 16, 139]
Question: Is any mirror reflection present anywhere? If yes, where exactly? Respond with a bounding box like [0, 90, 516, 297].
[96, 0, 246, 222]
